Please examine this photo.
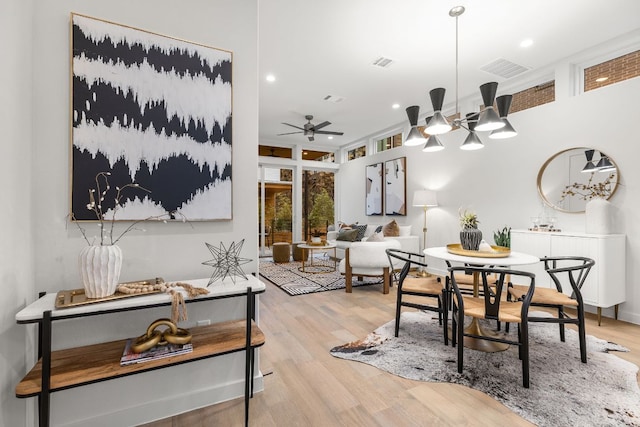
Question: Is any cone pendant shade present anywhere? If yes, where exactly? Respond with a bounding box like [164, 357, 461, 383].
[405, 105, 426, 146]
[476, 82, 505, 132]
[425, 88, 452, 135]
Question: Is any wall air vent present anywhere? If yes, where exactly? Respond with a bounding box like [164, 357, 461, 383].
[480, 58, 530, 79]
[371, 56, 394, 68]
[323, 95, 345, 103]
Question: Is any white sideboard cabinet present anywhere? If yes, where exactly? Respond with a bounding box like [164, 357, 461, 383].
[510, 229, 625, 325]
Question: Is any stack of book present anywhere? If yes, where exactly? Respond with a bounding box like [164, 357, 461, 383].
[120, 338, 193, 366]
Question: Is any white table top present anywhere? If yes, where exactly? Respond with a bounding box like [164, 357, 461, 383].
[424, 246, 539, 267]
[16, 276, 265, 323]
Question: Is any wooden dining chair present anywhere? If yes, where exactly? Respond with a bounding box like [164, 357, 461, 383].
[508, 256, 595, 363]
[449, 266, 536, 388]
[386, 248, 448, 345]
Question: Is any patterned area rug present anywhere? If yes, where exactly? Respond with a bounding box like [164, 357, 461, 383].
[259, 257, 383, 296]
[331, 311, 640, 427]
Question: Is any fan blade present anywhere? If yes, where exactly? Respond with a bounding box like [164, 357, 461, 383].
[315, 130, 344, 136]
[308, 135, 315, 142]
[281, 122, 305, 131]
[311, 121, 331, 131]
[277, 131, 303, 136]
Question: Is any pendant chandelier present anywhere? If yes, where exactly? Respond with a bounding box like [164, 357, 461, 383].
[404, 6, 518, 151]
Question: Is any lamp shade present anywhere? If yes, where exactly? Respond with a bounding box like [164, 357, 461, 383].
[596, 155, 616, 172]
[405, 126, 426, 146]
[412, 190, 438, 207]
[488, 119, 517, 139]
[422, 134, 445, 152]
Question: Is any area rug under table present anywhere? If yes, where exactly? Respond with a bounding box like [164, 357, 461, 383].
[259, 258, 383, 296]
[331, 311, 640, 427]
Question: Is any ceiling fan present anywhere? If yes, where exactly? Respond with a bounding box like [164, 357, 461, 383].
[278, 115, 344, 142]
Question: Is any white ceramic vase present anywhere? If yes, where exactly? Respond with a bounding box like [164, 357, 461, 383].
[79, 245, 123, 298]
[585, 197, 612, 234]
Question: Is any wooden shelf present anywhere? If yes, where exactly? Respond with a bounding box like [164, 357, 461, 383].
[16, 320, 265, 398]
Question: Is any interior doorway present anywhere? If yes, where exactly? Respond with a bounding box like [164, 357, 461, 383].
[302, 170, 335, 242]
[259, 166, 293, 256]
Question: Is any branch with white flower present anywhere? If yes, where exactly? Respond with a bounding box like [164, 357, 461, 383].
[70, 172, 188, 246]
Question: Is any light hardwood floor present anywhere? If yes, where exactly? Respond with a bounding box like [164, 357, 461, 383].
[143, 277, 640, 427]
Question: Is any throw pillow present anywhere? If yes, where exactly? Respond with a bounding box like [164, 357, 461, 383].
[399, 225, 412, 237]
[352, 224, 368, 241]
[365, 232, 384, 242]
[382, 220, 400, 237]
[336, 229, 359, 242]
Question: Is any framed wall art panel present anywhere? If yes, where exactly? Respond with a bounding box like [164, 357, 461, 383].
[384, 157, 406, 215]
[365, 163, 383, 216]
[70, 13, 233, 221]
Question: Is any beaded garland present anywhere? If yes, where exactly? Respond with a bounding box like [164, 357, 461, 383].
[116, 281, 209, 323]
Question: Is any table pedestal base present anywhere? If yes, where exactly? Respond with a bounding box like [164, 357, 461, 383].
[463, 319, 509, 352]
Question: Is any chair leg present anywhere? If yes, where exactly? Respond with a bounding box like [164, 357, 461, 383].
[395, 291, 403, 337]
[558, 306, 566, 342]
[457, 311, 464, 373]
[441, 289, 448, 346]
[382, 268, 390, 294]
[578, 305, 588, 363]
[345, 269, 353, 293]
[521, 321, 530, 388]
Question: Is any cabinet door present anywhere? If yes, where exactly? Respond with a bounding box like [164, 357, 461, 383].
[510, 231, 550, 288]
[550, 235, 599, 305]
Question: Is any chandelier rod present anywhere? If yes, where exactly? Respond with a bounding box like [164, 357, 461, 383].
[454, 10, 459, 119]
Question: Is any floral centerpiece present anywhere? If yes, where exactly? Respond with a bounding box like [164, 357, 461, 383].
[71, 172, 182, 298]
[459, 208, 482, 251]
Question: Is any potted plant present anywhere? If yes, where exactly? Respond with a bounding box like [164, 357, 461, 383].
[493, 226, 511, 248]
[459, 208, 482, 251]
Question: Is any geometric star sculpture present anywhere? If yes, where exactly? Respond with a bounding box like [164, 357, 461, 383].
[202, 239, 252, 286]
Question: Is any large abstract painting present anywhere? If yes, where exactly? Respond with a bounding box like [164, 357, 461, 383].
[365, 163, 383, 215]
[385, 157, 406, 215]
[70, 13, 232, 221]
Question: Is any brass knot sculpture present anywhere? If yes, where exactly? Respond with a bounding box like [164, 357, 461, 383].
[130, 318, 192, 353]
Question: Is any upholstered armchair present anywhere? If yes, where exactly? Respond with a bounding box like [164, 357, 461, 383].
[338, 240, 402, 294]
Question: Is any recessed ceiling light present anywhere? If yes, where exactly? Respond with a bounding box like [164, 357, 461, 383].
[328, 136, 334, 140]
[265, 74, 276, 82]
[392, 103, 400, 109]
[520, 39, 533, 48]
[595, 77, 609, 82]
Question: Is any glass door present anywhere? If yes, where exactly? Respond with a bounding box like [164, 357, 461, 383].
[259, 166, 293, 256]
[302, 170, 335, 242]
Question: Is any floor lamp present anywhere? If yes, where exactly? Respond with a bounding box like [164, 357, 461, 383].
[412, 190, 438, 277]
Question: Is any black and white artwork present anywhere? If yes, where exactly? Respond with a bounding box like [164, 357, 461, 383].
[385, 157, 406, 215]
[365, 163, 383, 215]
[71, 13, 232, 221]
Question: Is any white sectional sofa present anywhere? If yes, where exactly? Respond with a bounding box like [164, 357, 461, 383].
[326, 223, 419, 259]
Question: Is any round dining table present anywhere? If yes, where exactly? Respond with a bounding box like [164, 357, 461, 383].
[424, 246, 539, 352]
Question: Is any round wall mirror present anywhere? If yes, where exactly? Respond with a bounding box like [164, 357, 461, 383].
[537, 147, 619, 213]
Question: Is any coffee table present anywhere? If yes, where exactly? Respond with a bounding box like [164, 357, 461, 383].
[298, 243, 337, 274]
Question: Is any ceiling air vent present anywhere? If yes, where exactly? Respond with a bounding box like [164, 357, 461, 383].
[480, 58, 530, 79]
[323, 95, 345, 103]
[371, 56, 394, 68]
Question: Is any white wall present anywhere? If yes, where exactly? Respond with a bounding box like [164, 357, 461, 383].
[1, 0, 258, 426]
[337, 76, 640, 323]
[0, 1, 34, 426]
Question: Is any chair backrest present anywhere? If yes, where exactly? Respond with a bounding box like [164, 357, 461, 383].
[348, 240, 401, 268]
[385, 248, 427, 285]
[449, 266, 536, 321]
[541, 256, 595, 302]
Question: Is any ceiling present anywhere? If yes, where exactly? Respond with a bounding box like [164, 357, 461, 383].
[258, 0, 640, 150]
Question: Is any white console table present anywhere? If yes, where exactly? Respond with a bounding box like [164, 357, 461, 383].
[510, 229, 625, 325]
[15, 276, 265, 427]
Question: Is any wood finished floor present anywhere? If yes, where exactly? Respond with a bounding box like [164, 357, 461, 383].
[142, 278, 640, 427]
